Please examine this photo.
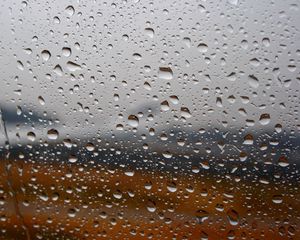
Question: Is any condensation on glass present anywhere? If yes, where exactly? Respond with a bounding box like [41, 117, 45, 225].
[0, 0, 299, 239]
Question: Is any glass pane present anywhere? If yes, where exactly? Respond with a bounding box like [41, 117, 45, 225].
[0, 0, 299, 239]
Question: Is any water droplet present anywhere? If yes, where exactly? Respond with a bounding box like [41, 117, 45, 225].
[167, 182, 177, 192]
[66, 61, 82, 72]
[169, 95, 179, 104]
[41, 50, 51, 61]
[27, 132, 36, 142]
[144, 28, 154, 38]
[62, 47, 71, 57]
[128, 115, 139, 127]
[243, 134, 254, 145]
[68, 208, 76, 218]
[133, 53, 142, 60]
[68, 154, 78, 163]
[162, 151, 173, 159]
[183, 37, 191, 48]
[47, 129, 59, 140]
[262, 37, 270, 47]
[53, 64, 63, 76]
[144, 81, 152, 90]
[227, 72, 237, 82]
[113, 190, 122, 199]
[124, 170, 135, 177]
[85, 142, 95, 151]
[272, 195, 283, 204]
[227, 209, 239, 226]
[196, 209, 209, 223]
[180, 107, 192, 118]
[197, 43, 208, 53]
[259, 113, 270, 125]
[17, 61, 24, 71]
[38, 96, 45, 105]
[158, 67, 173, 80]
[65, 5, 75, 16]
[146, 200, 156, 212]
[39, 193, 49, 202]
[248, 75, 259, 88]
[160, 100, 170, 111]
[249, 58, 260, 67]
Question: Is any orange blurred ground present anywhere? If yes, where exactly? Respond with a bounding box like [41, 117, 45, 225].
[0, 159, 299, 239]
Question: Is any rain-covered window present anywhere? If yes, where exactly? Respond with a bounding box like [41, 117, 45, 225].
[0, 0, 299, 239]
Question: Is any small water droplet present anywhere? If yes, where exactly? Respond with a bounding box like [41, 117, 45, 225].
[62, 47, 71, 57]
[128, 115, 139, 127]
[47, 129, 59, 140]
[158, 67, 173, 80]
[259, 113, 270, 125]
[144, 28, 154, 38]
[27, 132, 36, 142]
[197, 43, 208, 53]
[65, 5, 75, 16]
[66, 61, 82, 72]
[41, 50, 51, 61]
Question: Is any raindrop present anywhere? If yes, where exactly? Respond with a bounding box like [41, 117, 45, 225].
[183, 37, 191, 48]
[68, 154, 78, 163]
[259, 114, 270, 125]
[158, 67, 173, 80]
[227, 209, 239, 226]
[197, 43, 208, 53]
[169, 95, 179, 104]
[128, 115, 139, 127]
[38, 96, 45, 105]
[17, 61, 24, 71]
[160, 100, 170, 111]
[47, 129, 59, 140]
[248, 75, 259, 88]
[66, 61, 82, 72]
[227, 72, 237, 82]
[133, 53, 142, 60]
[27, 132, 36, 142]
[65, 5, 75, 16]
[41, 50, 51, 61]
[144, 28, 154, 38]
[62, 47, 72, 57]
[53, 64, 63, 76]
[180, 107, 192, 118]
[146, 200, 156, 212]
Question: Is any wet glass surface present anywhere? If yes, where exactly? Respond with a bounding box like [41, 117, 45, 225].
[0, 0, 299, 239]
